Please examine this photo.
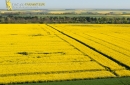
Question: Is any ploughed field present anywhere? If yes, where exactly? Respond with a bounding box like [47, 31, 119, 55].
[0, 24, 130, 84]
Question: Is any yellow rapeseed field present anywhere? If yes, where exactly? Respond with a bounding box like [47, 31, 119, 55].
[0, 24, 130, 84]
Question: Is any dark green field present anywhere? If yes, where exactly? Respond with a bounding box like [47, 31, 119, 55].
[9, 77, 130, 85]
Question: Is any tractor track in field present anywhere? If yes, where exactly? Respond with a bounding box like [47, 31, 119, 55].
[45, 24, 130, 76]
[75, 33, 130, 58]
[101, 33, 130, 43]
[0, 69, 107, 77]
[39, 25, 51, 35]
[83, 33, 130, 53]
[52, 33, 119, 76]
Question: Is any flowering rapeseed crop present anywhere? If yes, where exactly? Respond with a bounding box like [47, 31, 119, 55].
[0, 24, 130, 84]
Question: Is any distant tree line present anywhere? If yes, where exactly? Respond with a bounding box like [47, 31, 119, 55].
[0, 15, 130, 24]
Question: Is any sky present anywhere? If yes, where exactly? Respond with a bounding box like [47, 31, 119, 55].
[0, 0, 130, 9]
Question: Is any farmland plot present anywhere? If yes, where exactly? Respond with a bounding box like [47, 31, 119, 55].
[0, 24, 130, 84]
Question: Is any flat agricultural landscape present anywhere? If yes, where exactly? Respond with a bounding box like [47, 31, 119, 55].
[0, 24, 130, 84]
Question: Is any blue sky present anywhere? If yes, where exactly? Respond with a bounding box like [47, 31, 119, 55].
[0, 0, 130, 9]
